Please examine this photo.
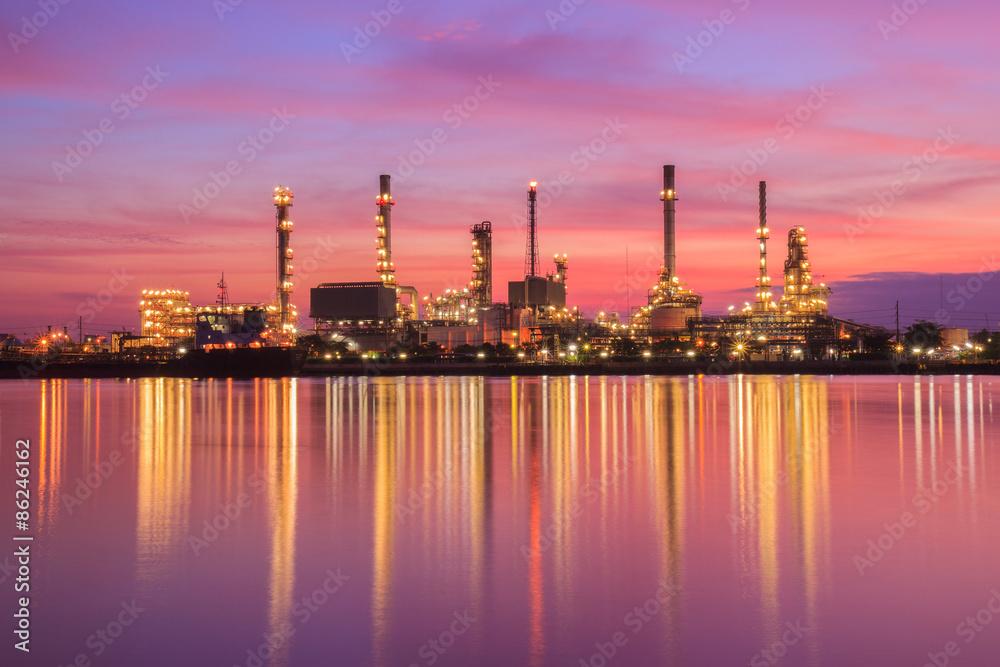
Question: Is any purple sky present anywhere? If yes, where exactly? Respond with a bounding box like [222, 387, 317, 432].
[3, 0, 999, 338]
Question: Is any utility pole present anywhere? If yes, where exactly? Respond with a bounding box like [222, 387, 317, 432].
[895, 300, 900, 345]
[625, 246, 630, 322]
[79, 316, 83, 344]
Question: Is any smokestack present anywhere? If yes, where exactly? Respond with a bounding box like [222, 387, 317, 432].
[755, 181, 772, 311]
[525, 182, 538, 278]
[376, 174, 395, 286]
[661, 165, 676, 279]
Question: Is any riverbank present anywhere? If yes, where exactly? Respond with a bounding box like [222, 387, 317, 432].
[2, 357, 996, 380]
[300, 359, 1000, 377]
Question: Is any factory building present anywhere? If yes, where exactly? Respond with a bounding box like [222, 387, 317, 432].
[310, 282, 397, 322]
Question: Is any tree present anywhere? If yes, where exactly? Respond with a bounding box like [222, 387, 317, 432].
[862, 329, 893, 354]
[903, 320, 943, 350]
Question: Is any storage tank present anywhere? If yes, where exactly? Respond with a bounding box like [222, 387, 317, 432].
[650, 306, 688, 333]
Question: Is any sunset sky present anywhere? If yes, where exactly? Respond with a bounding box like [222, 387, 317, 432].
[3, 0, 999, 338]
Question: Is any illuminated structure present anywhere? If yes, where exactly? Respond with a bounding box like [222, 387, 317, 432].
[373, 175, 418, 321]
[470, 221, 493, 310]
[779, 227, 829, 315]
[753, 181, 777, 313]
[631, 165, 703, 335]
[423, 287, 476, 323]
[690, 182, 870, 357]
[508, 183, 569, 316]
[524, 182, 538, 277]
[375, 174, 395, 287]
[274, 186, 297, 345]
[139, 289, 195, 346]
[552, 253, 567, 286]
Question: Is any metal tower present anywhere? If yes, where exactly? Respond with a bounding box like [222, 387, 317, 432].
[216, 273, 229, 307]
[274, 186, 296, 343]
[376, 174, 395, 287]
[470, 221, 493, 310]
[524, 181, 538, 277]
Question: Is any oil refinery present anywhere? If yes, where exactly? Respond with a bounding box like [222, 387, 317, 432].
[124, 164, 888, 363]
[7, 161, 995, 380]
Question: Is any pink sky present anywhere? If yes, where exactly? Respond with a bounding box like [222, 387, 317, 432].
[3, 0, 999, 338]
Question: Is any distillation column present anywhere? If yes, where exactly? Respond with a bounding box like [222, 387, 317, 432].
[274, 186, 296, 344]
[471, 221, 493, 310]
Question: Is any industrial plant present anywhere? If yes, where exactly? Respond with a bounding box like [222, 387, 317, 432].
[124, 165, 894, 363]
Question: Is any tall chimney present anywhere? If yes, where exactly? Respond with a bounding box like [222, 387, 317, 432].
[375, 174, 395, 286]
[754, 180, 772, 311]
[524, 182, 538, 278]
[661, 165, 677, 279]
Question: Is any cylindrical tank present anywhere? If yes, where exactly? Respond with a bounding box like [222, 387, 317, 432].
[651, 306, 688, 332]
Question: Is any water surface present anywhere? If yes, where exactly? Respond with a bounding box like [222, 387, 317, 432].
[1, 375, 998, 666]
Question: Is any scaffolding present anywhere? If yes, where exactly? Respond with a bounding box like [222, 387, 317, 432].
[139, 289, 195, 347]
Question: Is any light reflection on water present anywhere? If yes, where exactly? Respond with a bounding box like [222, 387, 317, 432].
[1, 375, 998, 666]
